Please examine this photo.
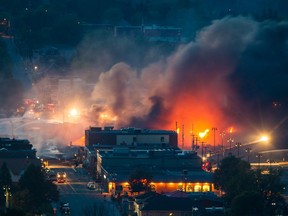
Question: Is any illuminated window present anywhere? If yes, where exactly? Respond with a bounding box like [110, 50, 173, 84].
[187, 185, 193, 192]
[203, 184, 210, 192]
[194, 184, 201, 192]
[177, 184, 183, 191]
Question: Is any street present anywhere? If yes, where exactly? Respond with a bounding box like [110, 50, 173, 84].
[48, 163, 120, 216]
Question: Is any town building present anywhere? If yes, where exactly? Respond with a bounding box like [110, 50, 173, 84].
[84, 127, 213, 195]
[85, 127, 178, 148]
[133, 191, 224, 216]
[97, 147, 214, 194]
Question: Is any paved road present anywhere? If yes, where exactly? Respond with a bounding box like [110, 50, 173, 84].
[48, 164, 121, 216]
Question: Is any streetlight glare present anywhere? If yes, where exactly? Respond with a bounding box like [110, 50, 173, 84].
[259, 135, 269, 142]
[69, 108, 78, 117]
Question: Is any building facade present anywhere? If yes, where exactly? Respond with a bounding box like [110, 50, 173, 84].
[85, 127, 178, 148]
[96, 148, 214, 194]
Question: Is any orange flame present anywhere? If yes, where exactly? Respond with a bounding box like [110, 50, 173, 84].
[229, 127, 233, 133]
[199, 129, 209, 139]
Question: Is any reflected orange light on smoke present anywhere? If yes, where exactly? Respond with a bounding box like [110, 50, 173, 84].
[160, 93, 226, 148]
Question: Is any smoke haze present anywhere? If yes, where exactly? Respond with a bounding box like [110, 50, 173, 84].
[3, 15, 288, 151]
[89, 16, 268, 147]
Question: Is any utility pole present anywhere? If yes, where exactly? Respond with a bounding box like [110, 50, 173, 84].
[212, 127, 217, 152]
[201, 141, 205, 160]
[182, 124, 184, 149]
[220, 131, 226, 157]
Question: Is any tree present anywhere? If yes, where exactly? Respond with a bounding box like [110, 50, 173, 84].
[128, 168, 153, 194]
[14, 164, 59, 214]
[213, 156, 257, 203]
[0, 162, 12, 187]
[214, 156, 287, 215]
[230, 191, 264, 216]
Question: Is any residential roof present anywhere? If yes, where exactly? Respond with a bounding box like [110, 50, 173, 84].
[141, 195, 202, 211]
[103, 169, 213, 183]
[140, 193, 224, 212]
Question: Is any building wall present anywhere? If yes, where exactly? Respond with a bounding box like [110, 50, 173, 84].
[150, 182, 213, 193]
[85, 127, 178, 148]
[85, 129, 117, 146]
[117, 134, 170, 146]
[100, 156, 201, 170]
[105, 180, 214, 195]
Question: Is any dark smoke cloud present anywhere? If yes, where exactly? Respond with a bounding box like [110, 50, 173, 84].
[91, 17, 256, 124]
[88, 16, 288, 147]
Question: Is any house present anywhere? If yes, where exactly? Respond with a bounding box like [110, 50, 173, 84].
[133, 191, 224, 216]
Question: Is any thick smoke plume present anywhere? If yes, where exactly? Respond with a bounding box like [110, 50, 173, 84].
[90, 16, 266, 147]
[3, 16, 287, 152]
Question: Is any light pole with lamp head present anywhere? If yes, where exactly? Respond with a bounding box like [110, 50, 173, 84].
[220, 131, 226, 157]
[235, 142, 241, 157]
[256, 153, 262, 169]
[245, 147, 251, 163]
[227, 138, 234, 156]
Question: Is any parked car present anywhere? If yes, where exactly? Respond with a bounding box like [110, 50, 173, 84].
[87, 182, 96, 190]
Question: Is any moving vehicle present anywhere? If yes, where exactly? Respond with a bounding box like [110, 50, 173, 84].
[57, 172, 67, 183]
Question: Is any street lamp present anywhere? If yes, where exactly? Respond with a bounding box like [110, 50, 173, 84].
[245, 147, 251, 163]
[256, 153, 262, 169]
[201, 141, 205, 161]
[235, 142, 241, 157]
[3, 185, 11, 212]
[212, 127, 217, 152]
[220, 131, 226, 157]
[227, 138, 234, 155]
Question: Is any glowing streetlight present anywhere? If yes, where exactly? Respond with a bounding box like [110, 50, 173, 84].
[69, 108, 79, 117]
[259, 135, 269, 142]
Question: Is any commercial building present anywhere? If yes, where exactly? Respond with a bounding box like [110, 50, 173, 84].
[97, 148, 214, 194]
[84, 127, 213, 195]
[85, 127, 178, 148]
